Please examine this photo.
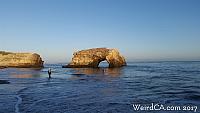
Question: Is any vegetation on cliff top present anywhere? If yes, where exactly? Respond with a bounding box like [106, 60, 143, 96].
[0, 51, 12, 55]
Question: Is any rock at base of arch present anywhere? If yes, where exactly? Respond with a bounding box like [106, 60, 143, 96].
[62, 48, 126, 68]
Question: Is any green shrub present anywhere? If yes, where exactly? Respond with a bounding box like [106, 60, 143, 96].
[0, 51, 12, 55]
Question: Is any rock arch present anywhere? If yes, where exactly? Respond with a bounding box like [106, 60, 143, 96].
[62, 48, 126, 68]
[98, 60, 109, 67]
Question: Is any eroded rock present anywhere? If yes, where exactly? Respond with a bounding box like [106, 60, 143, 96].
[0, 51, 44, 68]
[63, 48, 126, 68]
[0, 80, 10, 84]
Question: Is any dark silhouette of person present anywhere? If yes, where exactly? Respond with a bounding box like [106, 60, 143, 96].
[48, 68, 52, 78]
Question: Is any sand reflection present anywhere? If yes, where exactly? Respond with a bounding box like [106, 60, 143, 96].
[12, 74, 34, 78]
[71, 68, 123, 77]
[10, 68, 42, 78]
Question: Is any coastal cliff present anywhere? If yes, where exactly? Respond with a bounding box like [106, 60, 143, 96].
[63, 48, 126, 68]
[0, 51, 44, 68]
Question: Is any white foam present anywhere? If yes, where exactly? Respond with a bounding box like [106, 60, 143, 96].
[15, 95, 22, 113]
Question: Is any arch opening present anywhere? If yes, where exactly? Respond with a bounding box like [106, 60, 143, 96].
[98, 60, 109, 68]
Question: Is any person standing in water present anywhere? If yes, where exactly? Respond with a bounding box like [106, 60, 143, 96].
[48, 68, 52, 78]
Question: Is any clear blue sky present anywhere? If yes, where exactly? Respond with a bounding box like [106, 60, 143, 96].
[0, 0, 200, 63]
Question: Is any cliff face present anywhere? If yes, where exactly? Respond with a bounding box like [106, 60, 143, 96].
[0, 51, 44, 68]
[106, 49, 126, 67]
[63, 48, 126, 68]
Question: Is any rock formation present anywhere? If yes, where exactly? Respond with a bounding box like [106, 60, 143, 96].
[0, 51, 44, 68]
[0, 80, 10, 84]
[63, 48, 126, 68]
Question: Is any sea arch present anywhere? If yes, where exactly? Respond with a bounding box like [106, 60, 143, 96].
[62, 48, 126, 68]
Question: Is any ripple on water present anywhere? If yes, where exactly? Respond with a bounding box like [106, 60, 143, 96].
[0, 62, 200, 113]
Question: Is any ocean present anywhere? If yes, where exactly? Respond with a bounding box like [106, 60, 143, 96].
[0, 62, 200, 113]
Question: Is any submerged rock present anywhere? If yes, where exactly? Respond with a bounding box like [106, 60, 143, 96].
[0, 80, 10, 84]
[0, 51, 44, 68]
[63, 48, 126, 68]
[0, 66, 7, 69]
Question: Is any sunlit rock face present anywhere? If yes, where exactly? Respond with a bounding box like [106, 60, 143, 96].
[63, 48, 126, 68]
[0, 51, 44, 68]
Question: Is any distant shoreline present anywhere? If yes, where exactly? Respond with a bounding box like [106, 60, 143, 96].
[126, 60, 200, 63]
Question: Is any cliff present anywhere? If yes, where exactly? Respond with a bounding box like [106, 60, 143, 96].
[0, 51, 44, 68]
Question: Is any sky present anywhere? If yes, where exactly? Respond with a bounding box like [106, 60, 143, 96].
[0, 0, 200, 63]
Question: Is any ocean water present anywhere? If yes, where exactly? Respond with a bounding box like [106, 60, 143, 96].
[0, 62, 200, 113]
